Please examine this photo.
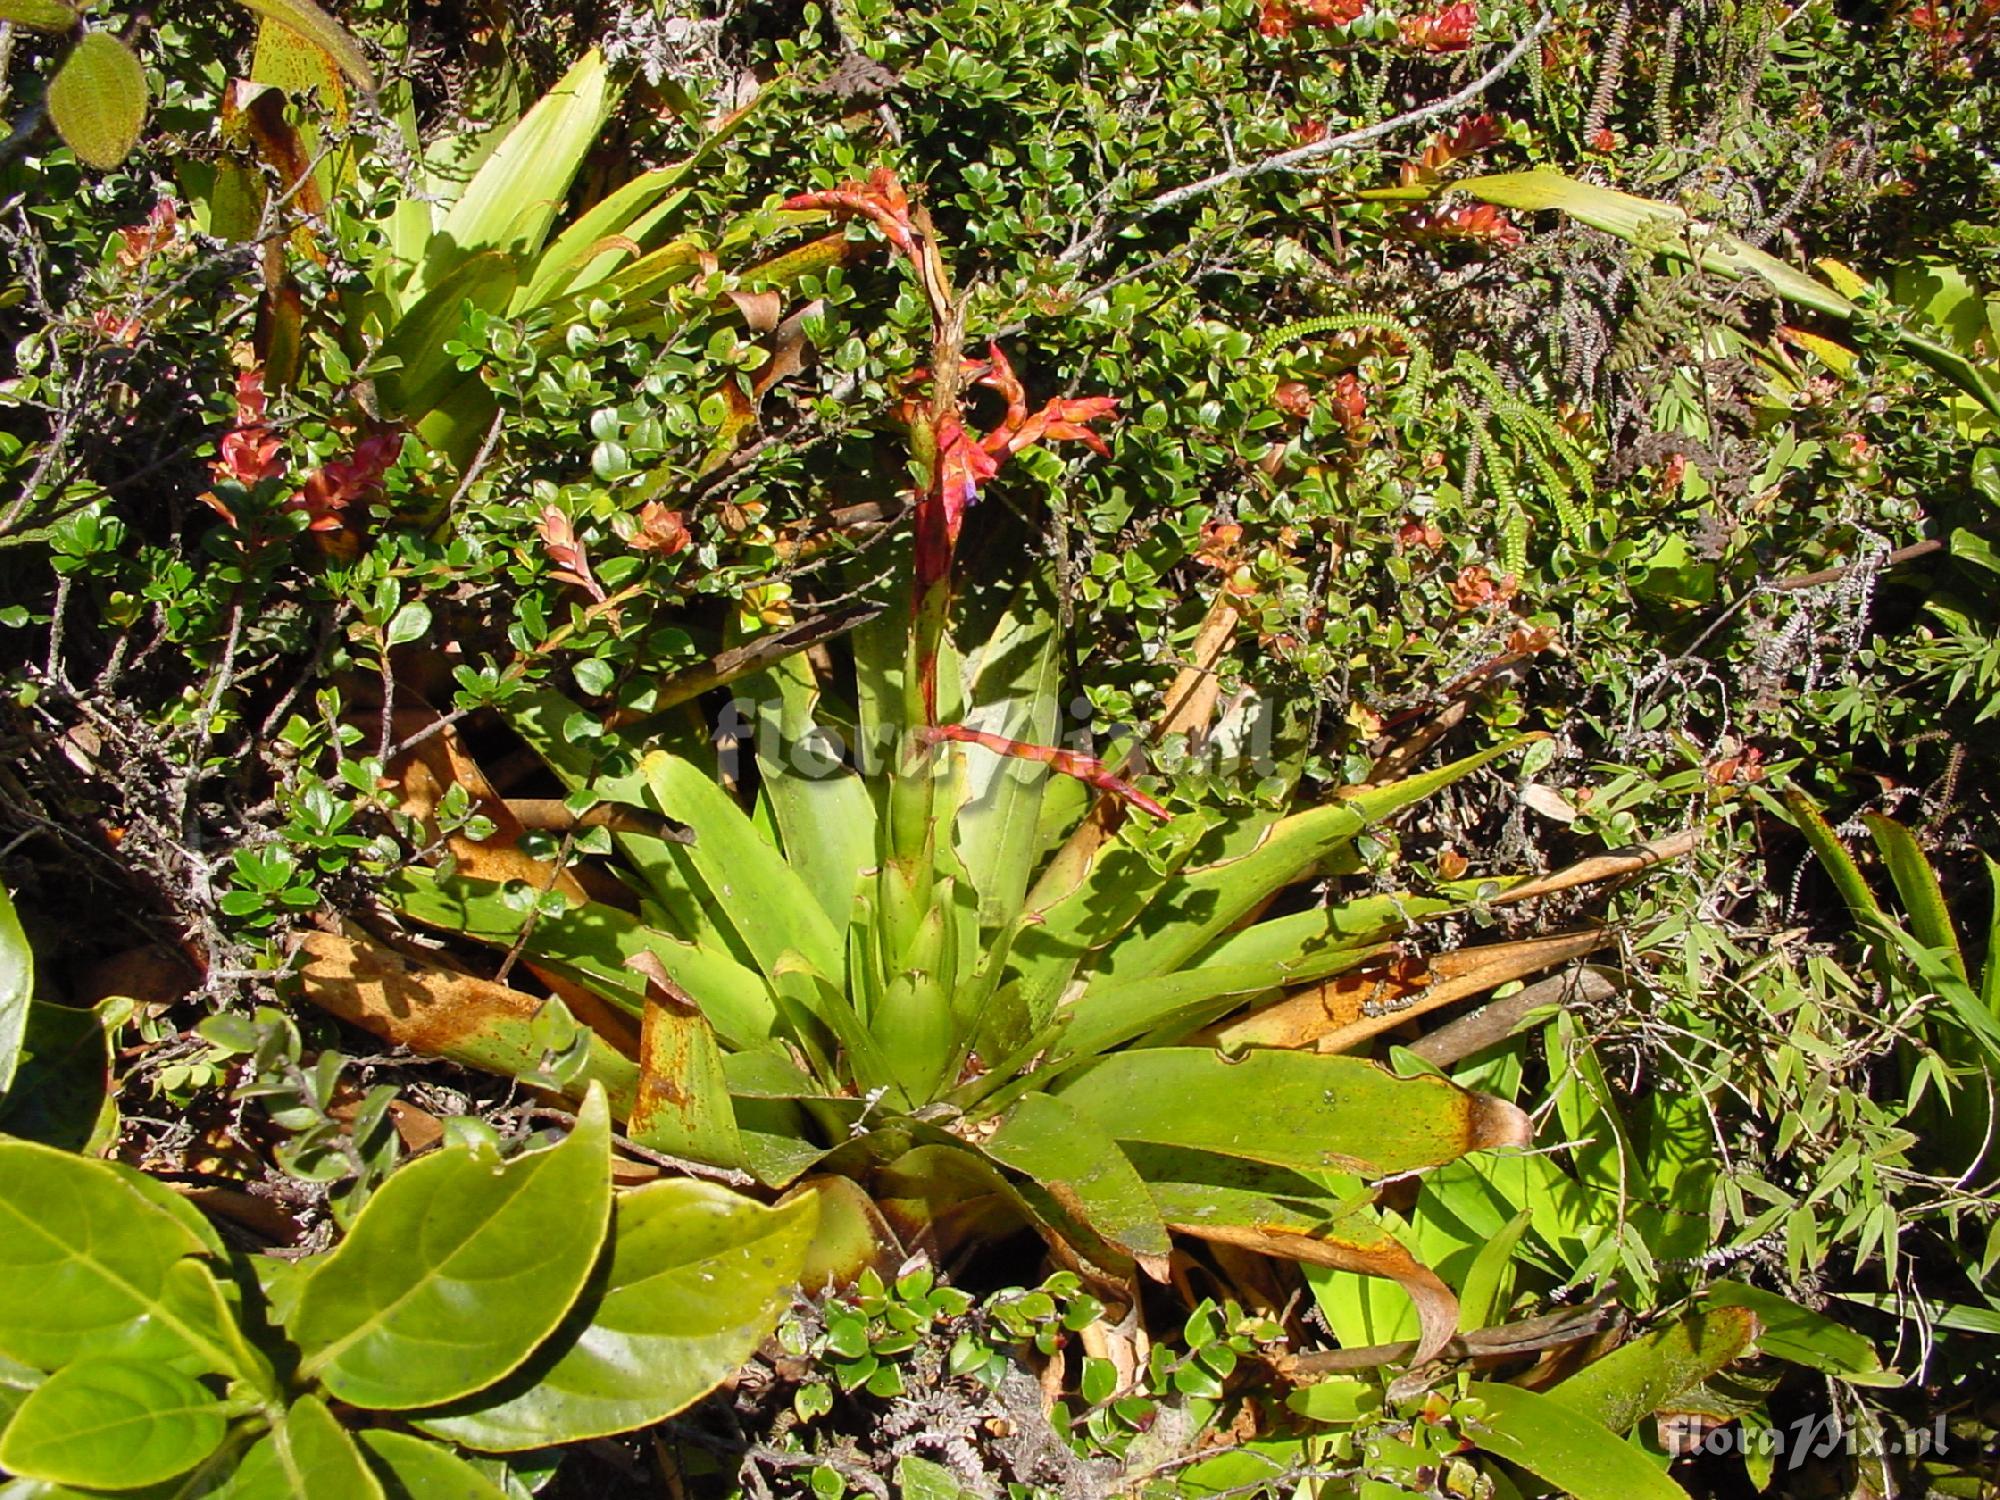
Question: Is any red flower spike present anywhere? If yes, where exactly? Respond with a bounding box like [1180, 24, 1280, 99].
[918, 724, 1171, 820]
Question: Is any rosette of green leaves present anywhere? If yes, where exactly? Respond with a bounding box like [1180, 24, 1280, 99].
[388, 579, 1537, 1357]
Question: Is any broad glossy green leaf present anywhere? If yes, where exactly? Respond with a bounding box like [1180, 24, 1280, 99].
[416, 1180, 815, 1450]
[1781, 784, 1883, 928]
[1548, 1307, 1757, 1435]
[0, 884, 29, 1095]
[1704, 1280, 1893, 1384]
[47, 34, 148, 170]
[1465, 1381, 1688, 1500]
[985, 1093, 1171, 1268]
[0, 0, 77, 31]
[225, 1395, 384, 1500]
[290, 1086, 613, 1409]
[229, 0, 375, 91]
[0, 999, 122, 1151]
[355, 1431, 508, 1500]
[0, 1140, 235, 1373]
[388, 869, 776, 1049]
[1095, 740, 1527, 983]
[642, 752, 843, 981]
[1055, 1049, 1530, 1175]
[0, 1359, 227, 1490]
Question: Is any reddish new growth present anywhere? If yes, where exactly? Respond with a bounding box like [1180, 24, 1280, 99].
[292, 433, 398, 534]
[779, 167, 917, 256]
[1400, 113, 1505, 189]
[539, 507, 609, 608]
[1400, 2, 1479, 50]
[628, 501, 691, 556]
[200, 369, 397, 538]
[1404, 200, 1524, 249]
[200, 372, 284, 523]
[1259, 0, 1365, 36]
[917, 724, 1170, 821]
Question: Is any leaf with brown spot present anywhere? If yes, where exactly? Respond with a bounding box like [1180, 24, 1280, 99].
[295, 931, 637, 1116]
[388, 716, 584, 902]
[625, 953, 743, 1170]
[1207, 929, 1614, 1054]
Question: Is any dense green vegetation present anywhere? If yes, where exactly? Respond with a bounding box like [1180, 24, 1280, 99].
[1, 0, 1997, 1493]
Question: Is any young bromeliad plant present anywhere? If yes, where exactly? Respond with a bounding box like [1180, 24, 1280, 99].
[315, 169, 1579, 1363]
[0, 1086, 816, 1494]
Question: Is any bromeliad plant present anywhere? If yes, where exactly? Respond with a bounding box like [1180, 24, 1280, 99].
[334, 170, 1557, 1361]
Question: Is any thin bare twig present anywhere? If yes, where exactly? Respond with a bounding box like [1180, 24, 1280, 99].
[1058, 12, 1553, 265]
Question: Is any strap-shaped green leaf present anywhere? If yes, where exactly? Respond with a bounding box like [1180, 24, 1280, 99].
[984, 1093, 1171, 1270]
[1465, 1381, 1690, 1500]
[1866, 814, 1967, 982]
[747, 655, 878, 932]
[387, 868, 777, 1049]
[375, 250, 517, 424]
[1094, 738, 1529, 984]
[414, 1181, 815, 1450]
[401, 49, 614, 309]
[642, 752, 844, 982]
[0, 1358, 227, 1490]
[1546, 1306, 1757, 1435]
[1055, 1049, 1529, 1176]
[47, 33, 148, 170]
[517, 91, 764, 313]
[954, 592, 1063, 930]
[1190, 892, 1451, 970]
[290, 1085, 613, 1409]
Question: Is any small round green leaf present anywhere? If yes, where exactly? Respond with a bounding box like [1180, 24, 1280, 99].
[0, 1359, 226, 1489]
[415, 1180, 816, 1450]
[46, 33, 149, 170]
[288, 1084, 613, 1410]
